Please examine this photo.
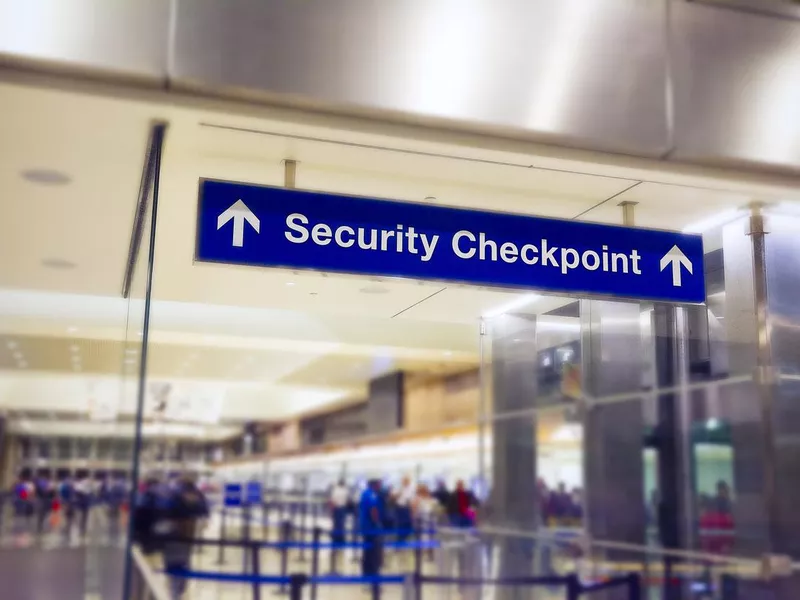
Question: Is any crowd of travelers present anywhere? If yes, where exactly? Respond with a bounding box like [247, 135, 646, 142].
[9, 472, 128, 541]
[327, 477, 480, 577]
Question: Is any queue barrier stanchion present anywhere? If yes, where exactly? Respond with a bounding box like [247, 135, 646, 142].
[351, 521, 361, 564]
[328, 525, 337, 574]
[288, 573, 306, 600]
[250, 541, 262, 600]
[216, 507, 227, 565]
[565, 573, 581, 600]
[310, 527, 321, 600]
[277, 520, 292, 596]
[413, 527, 423, 600]
[297, 502, 308, 563]
[627, 572, 642, 600]
[262, 501, 269, 543]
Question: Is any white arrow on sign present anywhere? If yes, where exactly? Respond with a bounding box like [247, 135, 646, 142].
[217, 200, 260, 247]
[660, 245, 693, 287]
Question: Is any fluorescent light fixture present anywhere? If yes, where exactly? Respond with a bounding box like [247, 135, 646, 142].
[682, 209, 746, 233]
[483, 294, 540, 318]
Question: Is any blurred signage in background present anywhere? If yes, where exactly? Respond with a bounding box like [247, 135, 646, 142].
[87, 381, 120, 422]
[145, 382, 224, 424]
[246, 480, 262, 506]
[224, 483, 242, 507]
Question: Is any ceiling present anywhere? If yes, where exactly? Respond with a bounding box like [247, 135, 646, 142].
[0, 78, 796, 438]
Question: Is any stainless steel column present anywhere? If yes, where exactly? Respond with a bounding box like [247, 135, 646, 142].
[580, 300, 646, 553]
[720, 207, 800, 597]
[489, 313, 538, 600]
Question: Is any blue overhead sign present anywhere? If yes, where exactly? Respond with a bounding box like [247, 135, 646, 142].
[196, 180, 705, 303]
[223, 483, 242, 508]
[246, 481, 262, 506]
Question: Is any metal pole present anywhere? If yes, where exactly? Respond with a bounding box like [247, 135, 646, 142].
[217, 508, 227, 565]
[284, 160, 297, 189]
[477, 318, 487, 493]
[310, 527, 321, 600]
[619, 200, 638, 227]
[746, 204, 781, 551]
[278, 520, 291, 595]
[288, 573, 306, 600]
[251, 542, 262, 600]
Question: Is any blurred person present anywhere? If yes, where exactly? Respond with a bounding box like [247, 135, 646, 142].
[34, 474, 56, 535]
[132, 477, 165, 557]
[12, 476, 34, 538]
[412, 484, 437, 527]
[329, 478, 349, 573]
[714, 480, 732, 515]
[394, 476, 415, 542]
[163, 475, 209, 600]
[106, 476, 128, 543]
[546, 482, 570, 525]
[433, 480, 450, 509]
[447, 480, 476, 527]
[568, 487, 583, 522]
[73, 475, 94, 538]
[537, 478, 550, 524]
[59, 476, 75, 542]
[359, 479, 385, 577]
[699, 494, 733, 555]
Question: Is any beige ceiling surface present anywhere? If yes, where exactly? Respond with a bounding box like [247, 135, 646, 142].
[0, 79, 793, 431]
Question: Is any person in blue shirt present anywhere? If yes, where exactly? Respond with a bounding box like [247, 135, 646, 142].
[358, 479, 384, 577]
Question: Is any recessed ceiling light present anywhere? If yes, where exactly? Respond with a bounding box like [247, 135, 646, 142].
[12, 351, 23, 360]
[309, 292, 318, 296]
[443, 351, 453, 357]
[7, 341, 17, 350]
[70, 344, 80, 353]
[125, 348, 137, 355]
[286, 282, 296, 286]
[124, 358, 136, 365]
[21, 168, 71, 186]
[67, 326, 78, 334]
[424, 196, 437, 201]
[41, 258, 77, 270]
[18, 361, 27, 369]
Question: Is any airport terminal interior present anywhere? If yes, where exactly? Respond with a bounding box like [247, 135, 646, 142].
[2, 2, 800, 600]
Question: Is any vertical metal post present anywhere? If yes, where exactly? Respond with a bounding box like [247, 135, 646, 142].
[288, 574, 306, 600]
[310, 527, 321, 600]
[278, 520, 291, 595]
[746, 204, 780, 552]
[619, 200, 638, 227]
[217, 508, 227, 565]
[284, 160, 297, 189]
[121, 122, 167, 600]
[251, 542, 262, 600]
[565, 573, 581, 600]
[477, 318, 487, 493]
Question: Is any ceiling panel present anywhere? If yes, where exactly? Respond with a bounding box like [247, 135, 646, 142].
[0, 83, 157, 296]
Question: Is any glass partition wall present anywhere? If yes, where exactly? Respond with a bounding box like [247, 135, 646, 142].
[118, 145, 800, 600]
